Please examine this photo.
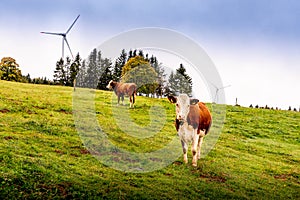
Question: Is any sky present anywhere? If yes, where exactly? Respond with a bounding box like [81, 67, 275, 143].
[1, 0, 299, 109]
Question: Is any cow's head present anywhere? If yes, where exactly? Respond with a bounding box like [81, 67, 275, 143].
[106, 80, 115, 90]
[168, 94, 199, 122]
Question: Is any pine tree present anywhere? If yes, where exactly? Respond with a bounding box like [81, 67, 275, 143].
[168, 64, 193, 96]
[76, 59, 87, 87]
[128, 50, 133, 61]
[168, 71, 177, 95]
[98, 58, 112, 90]
[53, 58, 65, 85]
[112, 49, 127, 81]
[133, 49, 137, 57]
[69, 53, 81, 87]
[175, 64, 192, 96]
[64, 56, 72, 86]
[149, 55, 167, 97]
[85, 48, 99, 88]
[25, 73, 31, 83]
[138, 50, 144, 57]
[53, 56, 73, 86]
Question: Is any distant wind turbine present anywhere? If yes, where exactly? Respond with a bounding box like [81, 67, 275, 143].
[209, 82, 231, 103]
[41, 14, 80, 59]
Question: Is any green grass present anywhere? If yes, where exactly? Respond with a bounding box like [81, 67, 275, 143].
[0, 80, 299, 199]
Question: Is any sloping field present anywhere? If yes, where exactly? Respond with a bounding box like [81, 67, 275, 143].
[0, 80, 299, 199]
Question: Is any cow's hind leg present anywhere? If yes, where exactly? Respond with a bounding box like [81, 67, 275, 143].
[181, 140, 188, 164]
[192, 129, 200, 167]
[197, 130, 205, 159]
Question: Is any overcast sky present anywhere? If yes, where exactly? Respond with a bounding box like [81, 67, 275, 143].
[1, 0, 299, 109]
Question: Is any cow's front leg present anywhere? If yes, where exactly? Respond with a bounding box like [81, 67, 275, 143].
[181, 140, 188, 164]
[121, 95, 125, 105]
[117, 95, 120, 106]
[192, 129, 200, 167]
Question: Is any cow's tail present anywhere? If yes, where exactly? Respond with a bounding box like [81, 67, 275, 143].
[206, 119, 212, 135]
[132, 93, 135, 104]
[132, 85, 137, 104]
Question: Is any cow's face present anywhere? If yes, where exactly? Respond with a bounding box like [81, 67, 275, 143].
[106, 80, 114, 89]
[176, 94, 191, 122]
[168, 94, 199, 122]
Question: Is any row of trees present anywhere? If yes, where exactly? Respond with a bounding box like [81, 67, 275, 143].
[53, 53, 82, 86]
[0, 57, 52, 84]
[75, 48, 193, 97]
[249, 104, 300, 112]
[1, 49, 194, 97]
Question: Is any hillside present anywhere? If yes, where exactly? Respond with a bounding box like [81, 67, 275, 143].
[0, 80, 299, 199]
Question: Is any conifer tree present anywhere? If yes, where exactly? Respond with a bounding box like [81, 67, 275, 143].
[168, 64, 193, 96]
[53, 58, 65, 85]
[168, 71, 177, 95]
[76, 59, 87, 87]
[69, 53, 81, 87]
[112, 49, 127, 81]
[98, 58, 112, 90]
[65, 56, 72, 86]
[85, 48, 99, 88]
[149, 55, 167, 97]
[128, 50, 133, 61]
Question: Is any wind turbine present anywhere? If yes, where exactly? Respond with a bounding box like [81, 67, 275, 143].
[41, 14, 80, 59]
[209, 82, 231, 103]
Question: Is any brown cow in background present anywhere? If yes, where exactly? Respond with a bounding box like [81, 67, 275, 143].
[106, 80, 137, 108]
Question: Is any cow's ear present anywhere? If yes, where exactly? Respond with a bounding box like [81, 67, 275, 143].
[167, 96, 177, 104]
[190, 99, 199, 105]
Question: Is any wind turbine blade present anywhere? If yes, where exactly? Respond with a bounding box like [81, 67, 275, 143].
[64, 38, 74, 58]
[41, 32, 63, 36]
[207, 80, 218, 89]
[219, 85, 231, 90]
[66, 15, 80, 34]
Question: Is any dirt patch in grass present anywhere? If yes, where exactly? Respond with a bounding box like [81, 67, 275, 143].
[0, 108, 10, 113]
[39, 182, 72, 198]
[33, 105, 46, 110]
[80, 149, 90, 155]
[26, 110, 37, 114]
[172, 161, 183, 166]
[164, 173, 173, 177]
[200, 173, 227, 183]
[58, 109, 73, 114]
[54, 149, 64, 154]
[4, 136, 14, 140]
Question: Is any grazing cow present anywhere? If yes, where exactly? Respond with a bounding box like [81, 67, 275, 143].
[106, 80, 137, 108]
[168, 94, 212, 167]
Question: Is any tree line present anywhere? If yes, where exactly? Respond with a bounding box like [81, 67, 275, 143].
[0, 49, 194, 97]
[75, 48, 193, 97]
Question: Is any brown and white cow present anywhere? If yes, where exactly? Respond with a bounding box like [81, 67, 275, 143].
[106, 80, 137, 108]
[168, 94, 212, 167]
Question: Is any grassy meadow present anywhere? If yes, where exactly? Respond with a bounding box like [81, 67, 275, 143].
[0, 80, 299, 199]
